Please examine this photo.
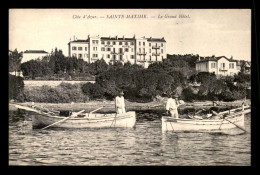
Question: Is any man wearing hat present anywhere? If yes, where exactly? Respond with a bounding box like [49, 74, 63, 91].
[115, 91, 126, 114]
[165, 94, 180, 118]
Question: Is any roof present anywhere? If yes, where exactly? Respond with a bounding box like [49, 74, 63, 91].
[23, 50, 48, 54]
[69, 39, 90, 44]
[196, 56, 237, 63]
[147, 38, 166, 42]
[100, 37, 135, 41]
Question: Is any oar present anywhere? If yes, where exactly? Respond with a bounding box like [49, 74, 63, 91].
[212, 110, 248, 133]
[15, 104, 41, 114]
[89, 106, 103, 114]
[85, 106, 104, 118]
[41, 109, 85, 130]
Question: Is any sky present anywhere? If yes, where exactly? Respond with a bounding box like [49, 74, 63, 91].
[9, 9, 251, 61]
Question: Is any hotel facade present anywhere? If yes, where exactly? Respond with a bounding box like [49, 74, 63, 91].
[68, 35, 166, 68]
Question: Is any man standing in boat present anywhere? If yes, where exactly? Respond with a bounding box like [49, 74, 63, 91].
[115, 91, 126, 114]
[166, 94, 180, 118]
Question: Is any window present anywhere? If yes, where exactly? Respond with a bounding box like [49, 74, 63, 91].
[92, 40, 98, 44]
[113, 41, 116, 45]
[143, 48, 145, 53]
[150, 56, 151, 61]
[149, 43, 151, 47]
[143, 42, 145, 46]
[72, 53, 76, 57]
[131, 55, 134, 59]
[149, 49, 151, 53]
[119, 42, 122, 45]
[92, 54, 98, 58]
[139, 48, 141, 53]
[125, 42, 128, 45]
[107, 48, 111, 51]
[229, 63, 234, 69]
[161, 49, 163, 53]
[72, 47, 77, 50]
[211, 63, 216, 68]
[78, 47, 82, 51]
[78, 54, 82, 58]
[113, 48, 115, 52]
[107, 54, 110, 58]
[119, 48, 123, 53]
[107, 41, 110, 45]
[101, 41, 105, 44]
[131, 48, 134, 52]
[131, 42, 134, 45]
[113, 55, 116, 60]
[139, 42, 141, 46]
[161, 43, 163, 47]
[85, 47, 88, 51]
[125, 48, 129, 52]
[206, 63, 208, 69]
[119, 55, 123, 60]
[93, 47, 97, 51]
[101, 47, 105, 51]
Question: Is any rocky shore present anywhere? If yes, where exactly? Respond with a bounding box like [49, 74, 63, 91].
[9, 99, 250, 113]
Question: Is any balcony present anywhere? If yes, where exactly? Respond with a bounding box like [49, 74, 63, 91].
[219, 67, 228, 71]
[152, 53, 160, 56]
[137, 52, 147, 55]
[152, 46, 160, 49]
[111, 51, 124, 55]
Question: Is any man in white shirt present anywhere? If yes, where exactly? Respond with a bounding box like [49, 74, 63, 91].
[115, 91, 126, 114]
[166, 94, 180, 118]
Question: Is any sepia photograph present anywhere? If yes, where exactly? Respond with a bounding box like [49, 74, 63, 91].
[9, 8, 251, 166]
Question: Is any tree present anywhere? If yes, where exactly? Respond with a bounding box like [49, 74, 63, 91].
[9, 49, 23, 75]
[9, 74, 24, 101]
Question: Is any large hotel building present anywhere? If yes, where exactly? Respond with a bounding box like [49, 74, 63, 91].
[68, 35, 166, 68]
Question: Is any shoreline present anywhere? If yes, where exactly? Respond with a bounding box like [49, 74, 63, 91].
[9, 99, 250, 113]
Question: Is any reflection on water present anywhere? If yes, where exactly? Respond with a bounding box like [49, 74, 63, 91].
[9, 111, 251, 166]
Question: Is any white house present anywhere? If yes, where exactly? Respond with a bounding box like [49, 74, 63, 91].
[195, 56, 240, 77]
[22, 50, 49, 63]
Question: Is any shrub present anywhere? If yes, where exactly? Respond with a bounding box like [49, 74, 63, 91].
[181, 87, 197, 102]
[81, 83, 104, 100]
[9, 74, 24, 101]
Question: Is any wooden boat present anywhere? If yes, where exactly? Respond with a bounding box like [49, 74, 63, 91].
[14, 104, 136, 129]
[32, 111, 136, 129]
[162, 105, 250, 133]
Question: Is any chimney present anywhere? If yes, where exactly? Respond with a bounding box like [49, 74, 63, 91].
[109, 36, 111, 39]
[133, 34, 135, 39]
[74, 35, 75, 41]
[88, 35, 90, 39]
[116, 35, 118, 40]
[198, 56, 200, 61]
[150, 37, 152, 39]
[212, 55, 215, 59]
[162, 37, 164, 40]
[231, 55, 233, 60]
[123, 35, 124, 39]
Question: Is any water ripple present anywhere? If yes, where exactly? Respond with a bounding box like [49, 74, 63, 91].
[9, 112, 251, 166]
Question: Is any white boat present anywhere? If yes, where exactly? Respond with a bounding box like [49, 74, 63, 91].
[162, 105, 250, 133]
[32, 111, 136, 129]
[14, 104, 136, 129]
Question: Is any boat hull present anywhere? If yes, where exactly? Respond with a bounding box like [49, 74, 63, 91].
[162, 112, 245, 133]
[32, 111, 136, 129]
